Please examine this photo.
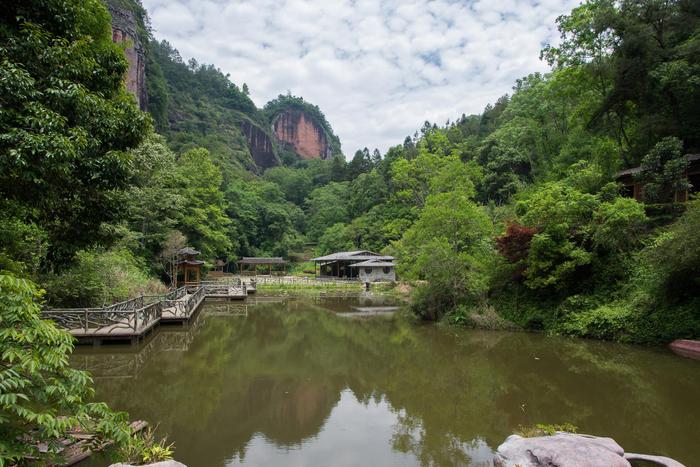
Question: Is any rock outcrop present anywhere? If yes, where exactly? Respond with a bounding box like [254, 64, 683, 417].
[107, 4, 147, 110]
[494, 433, 685, 467]
[272, 109, 332, 160]
[110, 461, 187, 467]
[241, 121, 278, 169]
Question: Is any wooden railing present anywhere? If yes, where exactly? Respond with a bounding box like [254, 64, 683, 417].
[43, 283, 246, 339]
[162, 285, 207, 319]
[200, 281, 247, 297]
[43, 299, 163, 335]
[251, 276, 359, 287]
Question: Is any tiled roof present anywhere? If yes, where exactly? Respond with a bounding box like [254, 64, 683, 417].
[349, 260, 396, 267]
[312, 250, 394, 262]
[238, 257, 287, 264]
[616, 154, 700, 178]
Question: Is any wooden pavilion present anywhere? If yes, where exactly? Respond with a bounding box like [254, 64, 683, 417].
[174, 247, 205, 287]
[237, 257, 288, 276]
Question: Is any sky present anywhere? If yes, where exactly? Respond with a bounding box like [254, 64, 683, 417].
[141, 0, 580, 155]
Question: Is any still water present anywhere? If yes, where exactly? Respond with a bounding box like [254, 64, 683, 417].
[73, 294, 700, 466]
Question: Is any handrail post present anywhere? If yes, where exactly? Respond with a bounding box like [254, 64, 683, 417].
[84, 309, 88, 332]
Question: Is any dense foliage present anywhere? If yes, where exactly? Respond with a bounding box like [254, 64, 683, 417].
[0, 0, 149, 270]
[272, 0, 699, 344]
[0, 0, 698, 460]
[0, 274, 132, 463]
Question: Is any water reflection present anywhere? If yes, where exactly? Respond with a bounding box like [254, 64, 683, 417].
[73, 295, 700, 466]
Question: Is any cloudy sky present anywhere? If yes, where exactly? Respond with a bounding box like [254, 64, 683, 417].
[142, 0, 579, 155]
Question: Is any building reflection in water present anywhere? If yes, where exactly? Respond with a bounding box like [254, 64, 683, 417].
[72, 295, 700, 467]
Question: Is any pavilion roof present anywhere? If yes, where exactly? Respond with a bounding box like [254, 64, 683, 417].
[178, 247, 201, 256]
[238, 257, 288, 265]
[175, 259, 205, 266]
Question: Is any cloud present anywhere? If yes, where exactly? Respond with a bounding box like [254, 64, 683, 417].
[142, 0, 578, 155]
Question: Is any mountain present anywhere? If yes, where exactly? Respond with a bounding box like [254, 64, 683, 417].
[265, 94, 342, 164]
[105, 0, 342, 173]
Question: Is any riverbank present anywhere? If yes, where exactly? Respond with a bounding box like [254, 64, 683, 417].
[73, 294, 700, 466]
[247, 276, 416, 300]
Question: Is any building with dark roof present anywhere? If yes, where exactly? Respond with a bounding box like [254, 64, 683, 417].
[616, 154, 700, 202]
[312, 251, 396, 280]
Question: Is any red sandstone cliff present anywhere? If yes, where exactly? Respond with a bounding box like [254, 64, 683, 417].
[241, 121, 278, 169]
[273, 110, 332, 160]
[108, 5, 147, 110]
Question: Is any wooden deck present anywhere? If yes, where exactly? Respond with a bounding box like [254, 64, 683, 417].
[43, 281, 247, 344]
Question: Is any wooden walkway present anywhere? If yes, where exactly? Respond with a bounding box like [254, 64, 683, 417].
[43, 281, 247, 344]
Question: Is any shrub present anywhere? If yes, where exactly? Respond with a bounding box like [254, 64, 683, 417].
[116, 426, 175, 465]
[516, 423, 578, 438]
[495, 222, 538, 280]
[43, 248, 166, 307]
[560, 303, 634, 341]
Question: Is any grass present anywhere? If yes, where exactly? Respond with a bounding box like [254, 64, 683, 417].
[515, 423, 579, 438]
[256, 282, 362, 294]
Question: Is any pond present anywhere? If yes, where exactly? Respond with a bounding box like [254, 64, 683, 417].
[73, 294, 700, 466]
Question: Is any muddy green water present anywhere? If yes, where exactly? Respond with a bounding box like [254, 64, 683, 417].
[73, 294, 699, 466]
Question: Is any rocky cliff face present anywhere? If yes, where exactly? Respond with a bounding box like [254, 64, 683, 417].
[273, 110, 332, 160]
[241, 121, 277, 169]
[108, 5, 147, 110]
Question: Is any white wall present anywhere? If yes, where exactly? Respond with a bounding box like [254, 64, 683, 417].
[358, 267, 396, 282]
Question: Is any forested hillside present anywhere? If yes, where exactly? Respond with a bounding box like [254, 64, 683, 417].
[335, 0, 699, 344]
[4, 0, 700, 464]
[280, 0, 700, 344]
[1, 0, 699, 344]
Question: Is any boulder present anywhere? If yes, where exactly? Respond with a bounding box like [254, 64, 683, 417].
[109, 461, 187, 467]
[493, 433, 685, 467]
[495, 433, 629, 466]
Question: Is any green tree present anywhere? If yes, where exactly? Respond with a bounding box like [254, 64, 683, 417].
[347, 148, 373, 179]
[393, 190, 494, 320]
[225, 179, 304, 257]
[517, 182, 598, 289]
[0, 0, 149, 269]
[515, 179, 646, 289]
[543, 0, 700, 159]
[636, 137, 690, 203]
[175, 148, 233, 259]
[125, 133, 184, 262]
[348, 170, 388, 218]
[43, 247, 163, 307]
[263, 166, 313, 206]
[0, 201, 47, 277]
[0, 274, 131, 464]
[305, 182, 351, 241]
[391, 153, 478, 209]
[317, 223, 354, 255]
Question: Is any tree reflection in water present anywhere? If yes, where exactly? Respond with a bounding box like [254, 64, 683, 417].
[73, 295, 700, 466]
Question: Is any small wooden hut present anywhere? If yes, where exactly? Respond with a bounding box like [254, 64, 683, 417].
[237, 257, 288, 276]
[210, 259, 227, 278]
[616, 154, 700, 202]
[175, 247, 204, 287]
